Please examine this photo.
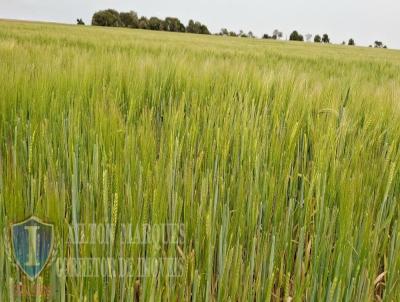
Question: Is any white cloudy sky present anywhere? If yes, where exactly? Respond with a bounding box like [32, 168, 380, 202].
[0, 0, 399, 49]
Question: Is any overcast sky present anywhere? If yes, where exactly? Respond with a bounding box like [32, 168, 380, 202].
[1, 0, 399, 49]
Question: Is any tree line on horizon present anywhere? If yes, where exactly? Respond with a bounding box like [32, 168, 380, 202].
[90, 9, 210, 35]
[82, 9, 388, 48]
[284, 30, 387, 48]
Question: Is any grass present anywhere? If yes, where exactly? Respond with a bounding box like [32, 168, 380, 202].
[0, 19, 400, 301]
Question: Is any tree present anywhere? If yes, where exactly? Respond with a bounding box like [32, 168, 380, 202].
[229, 31, 237, 37]
[186, 20, 209, 34]
[314, 35, 321, 43]
[148, 17, 163, 31]
[164, 17, 185, 32]
[348, 38, 355, 46]
[92, 9, 122, 27]
[138, 17, 149, 29]
[374, 41, 383, 48]
[220, 28, 229, 36]
[199, 24, 210, 35]
[273, 29, 283, 39]
[186, 20, 196, 33]
[322, 34, 330, 43]
[305, 33, 312, 42]
[178, 22, 186, 33]
[119, 11, 139, 28]
[76, 18, 85, 25]
[262, 34, 271, 39]
[239, 30, 247, 37]
[248, 31, 255, 38]
[289, 30, 304, 41]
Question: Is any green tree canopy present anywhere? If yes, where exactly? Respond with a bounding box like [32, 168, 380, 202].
[148, 17, 163, 31]
[164, 17, 185, 32]
[186, 20, 210, 34]
[322, 34, 330, 43]
[92, 9, 122, 27]
[289, 30, 304, 41]
[119, 11, 139, 28]
[138, 17, 149, 29]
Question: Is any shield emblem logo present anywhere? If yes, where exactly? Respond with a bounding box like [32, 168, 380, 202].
[11, 216, 54, 281]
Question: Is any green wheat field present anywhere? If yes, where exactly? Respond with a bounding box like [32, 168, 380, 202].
[1, 19, 400, 301]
